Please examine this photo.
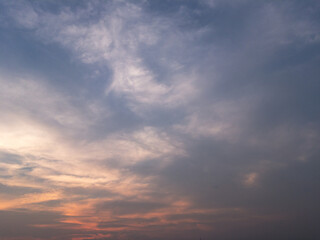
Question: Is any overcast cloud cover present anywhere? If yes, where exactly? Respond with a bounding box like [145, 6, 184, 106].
[0, 0, 320, 239]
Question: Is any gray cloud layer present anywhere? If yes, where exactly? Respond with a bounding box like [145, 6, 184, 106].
[0, 0, 320, 239]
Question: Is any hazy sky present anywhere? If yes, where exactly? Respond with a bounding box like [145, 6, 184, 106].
[0, 0, 320, 239]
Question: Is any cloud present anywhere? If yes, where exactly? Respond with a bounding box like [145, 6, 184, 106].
[0, 0, 320, 239]
[4, 0, 201, 115]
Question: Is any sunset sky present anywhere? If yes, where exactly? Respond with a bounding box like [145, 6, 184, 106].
[0, 0, 320, 239]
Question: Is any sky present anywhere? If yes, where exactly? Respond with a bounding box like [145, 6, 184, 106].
[0, 0, 320, 239]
